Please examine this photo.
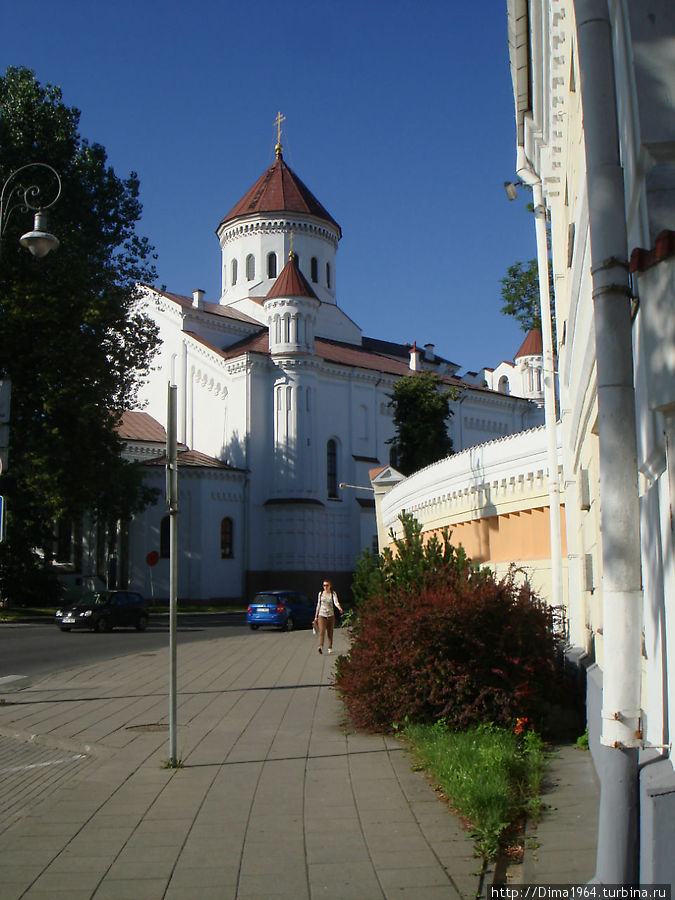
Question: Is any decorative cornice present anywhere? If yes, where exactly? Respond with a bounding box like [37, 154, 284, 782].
[380, 425, 562, 531]
[219, 217, 339, 250]
[190, 364, 228, 400]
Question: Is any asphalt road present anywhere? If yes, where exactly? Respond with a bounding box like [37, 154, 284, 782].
[0, 612, 249, 682]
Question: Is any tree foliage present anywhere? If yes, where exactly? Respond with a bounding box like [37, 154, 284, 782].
[386, 371, 457, 476]
[0, 67, 160, 602]
[500, 259, 542, 332]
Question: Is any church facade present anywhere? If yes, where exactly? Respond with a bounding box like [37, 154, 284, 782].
[118, 140, 543, 603]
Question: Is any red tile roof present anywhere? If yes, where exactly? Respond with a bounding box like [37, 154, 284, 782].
[266, 253, 319, 301]
[117, 410, 167, 443]
[194, 327, 480, 389]
[152, 287, 261, 325]
[514, 328, 543, 359]
[218, 152, 341, 236]
[630, 230, 675, 273]
[144, 449, 234, 469]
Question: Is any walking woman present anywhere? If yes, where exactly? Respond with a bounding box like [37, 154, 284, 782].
[313, 579, 343, 654]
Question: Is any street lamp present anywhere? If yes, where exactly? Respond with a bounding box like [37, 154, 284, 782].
[0, 163, 61, 258]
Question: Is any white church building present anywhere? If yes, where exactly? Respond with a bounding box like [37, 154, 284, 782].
[111, 139, 543, 603]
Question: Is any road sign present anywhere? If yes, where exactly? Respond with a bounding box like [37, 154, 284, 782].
[146, 550, 159, 567]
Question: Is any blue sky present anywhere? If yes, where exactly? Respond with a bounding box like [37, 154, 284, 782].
[2, 0, 536, 373]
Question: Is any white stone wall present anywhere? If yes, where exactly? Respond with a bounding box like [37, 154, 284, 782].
[126, 466, 246, 602]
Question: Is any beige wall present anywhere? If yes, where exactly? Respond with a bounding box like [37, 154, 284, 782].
[375, 426, 568, 610]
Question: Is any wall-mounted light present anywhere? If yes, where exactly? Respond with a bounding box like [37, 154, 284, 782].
[504, 180, 523, 201]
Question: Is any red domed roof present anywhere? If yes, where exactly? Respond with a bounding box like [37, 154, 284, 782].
[266, 253, 319, 301]
[515, 328, 543, 359]
[219, 150, 341, 237]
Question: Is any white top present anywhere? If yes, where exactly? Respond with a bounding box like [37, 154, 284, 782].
[315, 590, 341, 618]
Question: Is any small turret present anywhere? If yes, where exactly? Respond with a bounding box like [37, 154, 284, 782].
[264, 252, 320, 355]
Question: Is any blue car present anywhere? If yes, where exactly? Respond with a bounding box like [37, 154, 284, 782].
[246, 590, 315, 631]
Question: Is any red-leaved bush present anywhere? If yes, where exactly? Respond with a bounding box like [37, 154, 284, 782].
[335, 570, 568, 733]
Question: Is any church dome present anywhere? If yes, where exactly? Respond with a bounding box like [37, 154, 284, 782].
[266, 251, 319, 301]
[264, 253, 320, 356]
[217, 142, 341, 312]
[514, 328, 543, 359]
[218, 148, 341, 237]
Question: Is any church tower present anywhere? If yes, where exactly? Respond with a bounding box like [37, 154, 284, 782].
[216, 127, 341, 318]
[264, 250, 320, 355]
[264, 251, 320, 500]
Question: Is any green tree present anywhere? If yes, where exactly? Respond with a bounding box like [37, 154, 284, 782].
[351, 512, 482, 607]
[500, 259, 542, 332]
[386, 371, 457, 476]
[0, 67, 160, 603]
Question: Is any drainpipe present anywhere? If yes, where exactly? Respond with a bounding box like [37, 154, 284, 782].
[515, 150, 563, 613]
[575, 0, 642, 883]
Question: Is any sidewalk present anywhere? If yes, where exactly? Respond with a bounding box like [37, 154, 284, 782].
[0, 626, 599, 898]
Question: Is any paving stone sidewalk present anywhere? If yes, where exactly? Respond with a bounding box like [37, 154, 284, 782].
[0, 628, 491, 899]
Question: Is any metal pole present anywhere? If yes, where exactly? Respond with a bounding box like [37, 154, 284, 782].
[166, 383, 179, 766]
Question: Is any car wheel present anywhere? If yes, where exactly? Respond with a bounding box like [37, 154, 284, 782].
[284, 616, 295, 632]
[136, 614, 148, 632]
[60, 626, 71, 632]
[96, 617, 111, 633]
[249, 624, 259, 631]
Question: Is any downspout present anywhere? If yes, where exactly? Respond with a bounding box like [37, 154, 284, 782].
[575, 0, 643, 883]
[515, 150, 563, 612]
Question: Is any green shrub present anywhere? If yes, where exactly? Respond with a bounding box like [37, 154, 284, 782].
[351, 512, 483, 608]
[335, 569, 568, 733]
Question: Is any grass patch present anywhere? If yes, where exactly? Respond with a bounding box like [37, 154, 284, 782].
[0, 606, 58, 621]
[403, 720, 545, 860]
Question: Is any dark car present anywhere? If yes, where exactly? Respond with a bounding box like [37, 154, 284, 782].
[56, 590, 149, 633]
[246, 590, 315, 631]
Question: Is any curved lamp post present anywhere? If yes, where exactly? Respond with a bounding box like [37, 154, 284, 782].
[0, 163, 61, 258]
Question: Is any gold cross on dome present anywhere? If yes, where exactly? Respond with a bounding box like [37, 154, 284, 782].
[274, 111, 286, 157]
[289, 229, 295, 260]
[274, 110, 286, 144]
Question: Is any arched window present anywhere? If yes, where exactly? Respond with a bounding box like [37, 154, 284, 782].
[310, 256, 318, 282]
[246, 254, 255, 281]
[267, 252, 277, 278]
[160, 516, 170, 558]
[327, 439, 339, 499]
[231, 258, 238, 285]
[326, 262, 331, 289]
[220, 517, 233, 559]
[498, 375, 510, 395]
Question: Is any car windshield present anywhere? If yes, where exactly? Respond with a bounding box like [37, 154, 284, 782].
[74, 593, 108, 608]
[253, 594, 280, 604]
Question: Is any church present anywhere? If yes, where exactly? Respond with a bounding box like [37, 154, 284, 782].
[110, 134, 543, 603]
